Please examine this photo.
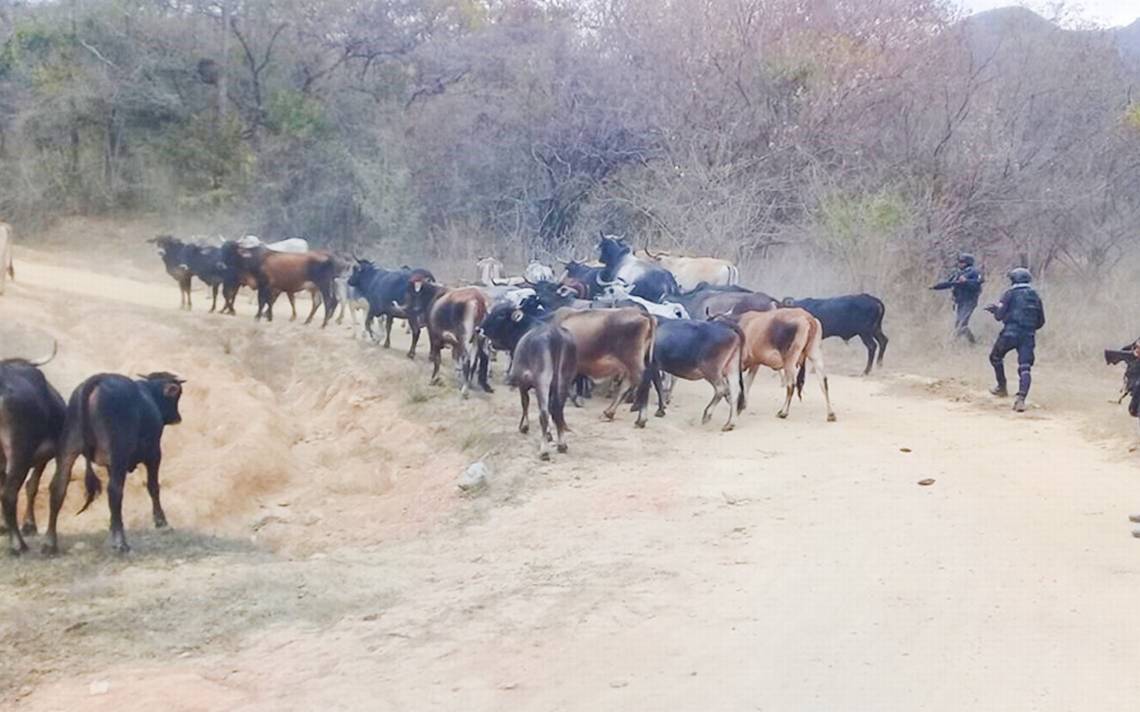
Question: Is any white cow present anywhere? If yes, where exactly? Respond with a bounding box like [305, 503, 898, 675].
[599, 282, 690, 319]
[0, 222, 12, 295]
[236, 235, 310, 253]
[523, 260, 555, 283]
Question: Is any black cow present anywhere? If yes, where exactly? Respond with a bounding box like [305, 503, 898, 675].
[559, 260, 606, 299]
[0, 345, 65, 554]
[781, 294, 888, 375]
[149, 236, 233, 313]
[347, 260, 435, 358]
[596, 235, 679, 302]
[481, 304, 578, 458]
[43, 372, 185, 555]
[644, 318, 746, 430]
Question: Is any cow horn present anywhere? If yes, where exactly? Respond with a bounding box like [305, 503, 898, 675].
[25, 339, 58, 367]
[595, 273, 616, 286]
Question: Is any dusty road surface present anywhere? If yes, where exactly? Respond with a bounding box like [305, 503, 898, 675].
[2, 249, 1140, 711]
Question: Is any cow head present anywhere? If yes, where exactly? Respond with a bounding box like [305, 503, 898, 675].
[480, 303, 540, 352]
[348, 258, 377, 289]
[596, 235, 630, 268]
[140, 372, 186, 426]
[403, 276, 442, 318]
[148, 234, 180, 257]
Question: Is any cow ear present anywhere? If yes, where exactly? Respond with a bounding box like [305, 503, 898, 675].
[511, 309, 524, 322]
[163, 382, 182, 398]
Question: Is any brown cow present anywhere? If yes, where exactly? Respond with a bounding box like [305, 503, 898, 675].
[548, 306, 656, 427]
[405, 279, 493, 397]
[221, 242, 339, 326]
[722, 308, 836, 422]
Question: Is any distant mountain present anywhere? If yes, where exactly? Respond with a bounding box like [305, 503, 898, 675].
[961, 6, 1140, 74]
[1115, 19, 1140, 67]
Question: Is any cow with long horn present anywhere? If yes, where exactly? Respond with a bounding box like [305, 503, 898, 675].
[596, 234, 679, 303]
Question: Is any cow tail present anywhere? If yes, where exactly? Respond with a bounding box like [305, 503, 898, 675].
[634, 313, 657, 409]
[795, 318, 820, 400]
[719, 319, 748, 414]
[76, 377, 104, 515]
[549, 332, 570, 433]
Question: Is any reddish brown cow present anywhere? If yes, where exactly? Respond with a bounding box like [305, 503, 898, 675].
[406, 280, 494, 397]
[723, 308, 836, 422]
[221, 242, 338, 326]
[548, 306, 656, 427]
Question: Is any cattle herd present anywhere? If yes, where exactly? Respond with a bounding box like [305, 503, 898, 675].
[1, 229, 894, 556]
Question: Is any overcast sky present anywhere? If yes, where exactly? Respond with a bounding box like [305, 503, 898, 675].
[959, 0, 1139, 27]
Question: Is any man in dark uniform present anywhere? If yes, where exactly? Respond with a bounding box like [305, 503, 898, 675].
[985, 267, 1045, 412]
[931, 253, 984, 344]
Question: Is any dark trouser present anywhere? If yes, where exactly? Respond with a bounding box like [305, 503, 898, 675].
[990, 331, 1035, 397]
[954, 299, 977, 344]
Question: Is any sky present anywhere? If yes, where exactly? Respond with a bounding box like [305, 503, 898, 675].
[959, 0, 1140, 27]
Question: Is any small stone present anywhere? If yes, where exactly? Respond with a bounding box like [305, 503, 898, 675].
[609, 680, 628, 689]
[89, 680, 110, 696]
[458, 462, 491, 492]
[917, 478, 935, 486]
[899, 447, 912, 453]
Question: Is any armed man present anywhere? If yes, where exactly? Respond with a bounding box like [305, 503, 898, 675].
[931, 253, 984, 344]
[985, 267, 1045, 412]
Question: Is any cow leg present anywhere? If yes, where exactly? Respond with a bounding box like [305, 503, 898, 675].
[859, 334, 877, 376]
[476, 339, 494, 393]
[535, 376, 554, 460]
[304, 289, 321, 324]
[2, 449, 32, 554]
[777, 366, 795, 419]
[145, 456, 168, 529]
[744, 366, 760, 400]
[384, 314, 394, 349]
[209, 284, 219, 313]
[819, 373, 836, 422]
[700, 379, 723, 425]
[428, 334, 444, 385]
[287, 292, 299, 321]
[21, 459, 48, 535]
[106, 464, 130, 554]
[602, 376, 626, 421]
[408, 318, 423, 359]
[518, 387, 531, 434]
[875, 331, 888, 367]
[42, 449, 79, 555]
[722, 376, 738, 431]
[321, 286, 337, 328]
[650, 366, 667, 417]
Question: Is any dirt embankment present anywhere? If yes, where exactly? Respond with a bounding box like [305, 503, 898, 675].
[3, 246, 1140, 711]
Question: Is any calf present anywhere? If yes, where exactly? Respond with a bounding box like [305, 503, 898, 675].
[781, 294, 887, 375]
[0, 221, 13, 295]
[646, 319, 745, 431]
[641, 246, 739, 290]
[0, 344, 64, 554]
[724, 308, 836, 422]
[347, 260, 435, 357]
[405, 280, 494, 397]
[43, 372, 185, 554]
[222, 242, 339, 326]
[481, 305, 578, 458]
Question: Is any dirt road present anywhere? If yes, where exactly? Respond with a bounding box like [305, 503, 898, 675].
[2, 251, 1139, 711]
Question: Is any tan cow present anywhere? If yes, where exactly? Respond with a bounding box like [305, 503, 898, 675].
[724, 308, 836, 422]
[0, 222, 14, 295]
[549, 306, 656, 427]
[406, 281, 494, 398]
[642, 246, 738, 291]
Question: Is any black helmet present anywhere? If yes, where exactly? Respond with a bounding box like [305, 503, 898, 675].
[958, 253, 975, 266]
[1007, 267, 1032, 284]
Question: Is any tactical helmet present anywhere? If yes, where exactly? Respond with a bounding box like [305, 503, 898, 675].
[1007, 267, 1032, 284]
[958, 253, 975, 266]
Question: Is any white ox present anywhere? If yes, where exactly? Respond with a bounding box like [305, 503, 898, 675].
[235, 235, 310, 253]
[0, 222, 12, 295]
[641, 247, 738, 291]
[477, 256, 555, 286]
[599, 282, 690, 320]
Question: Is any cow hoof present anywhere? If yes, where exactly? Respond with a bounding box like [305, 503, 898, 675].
[557, 444, 568, 454]
[634, 419, 646, 429]
[520, 425, 530, 435]
[776, 411, 788, 419]
[406, 353, 415, 360]
[539, 451, 551, 461]
[655, 409, 666, 418]
[482, 386, 495, 394]
[112, 543, 131, 555]
[41, 543, 59, 557]
[154, 518, 168, 529]
[827, 413, 837, 422]
[721, 424, 735, 432]
[21, 522, 37, 536]
[602, 411, 616, 421]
